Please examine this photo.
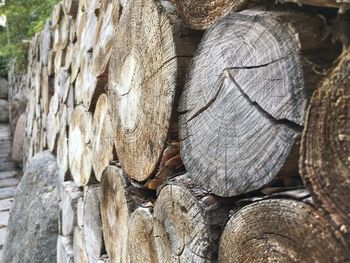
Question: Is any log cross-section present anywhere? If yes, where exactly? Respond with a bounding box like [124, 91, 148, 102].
[219, 199, 350, 262]
[179, 10, 339, 197]
[300, 48, 350, 236]
[108, 0, 199, 182]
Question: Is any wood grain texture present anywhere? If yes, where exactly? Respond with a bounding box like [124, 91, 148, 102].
[173, 0, 251, 30]
[300, 49, 350, 236]
[68, 105, 93, 186]
[128, 206, 158, 263]
[92, 0, 120, 77]
[100, 166, 153, 263]
[73, 227, 89, 263]
[154, 176, 228, 262]
[57, 235, 74, 263]
[92, 94, 114, 181]
[83, 185, 103, 263]
[219, 199, 350, 262]
[179, 10, 338, 197]
[108, 0, 199, 182]
[100, 166, 134, 263]
[61, 181, 83, 236]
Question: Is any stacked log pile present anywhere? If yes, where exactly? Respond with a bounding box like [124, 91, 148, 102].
[8, 0, 350, 262]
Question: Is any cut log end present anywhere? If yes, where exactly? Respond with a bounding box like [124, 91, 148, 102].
[219, 199, 350, 262]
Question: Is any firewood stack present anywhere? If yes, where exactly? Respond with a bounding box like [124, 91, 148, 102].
[9, 0, 350, 262]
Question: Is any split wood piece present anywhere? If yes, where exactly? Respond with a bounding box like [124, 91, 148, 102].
[48, 50, 55, 76]
[54, 48, 66, 75]
[108, 0, 200, 182]
[70, 18, 77, 43]
[80, 53, 106, 110]
[52, 2, 64, 29]
[128, 206, 158, 263]
[40, 66, 52, 115]
[300, 49, 350, 235]
[57, 235, 74, 263]
[40, 21, 52, 67]
[77, 196, 84, 229]
[173, 0, 251, 30]
[219, 199, 350, 262]
[63, 0, 80, 16]
[119, 0, 128, 7]
[98, 255, 111, 263]
[178, 10, 339, 197]
[81, 0, 102, 11]
[68, 105, 93, 186]
[92, 94, 114, 181]
[83, 185, 104, 263]
[154, 175, 230, 262]
[57, 123, 69, 184]
[61, 181, 83, 236]
[100, 165, 154, 263]
[80, 8, 98, 54]
[73, 227, 89, 263]
[46, 95, 59, 152]
[91, 0, 120, 77]
[53, 15, 71, 52]
[65, 42, 74, 70]
[26, 89, 36, 137]
[71, 43, 81, 83]
[67, 85, 75, 125]
[278, 0, 350, 13]
[12, 113, 26, 163]
[55, 67, 71, 105]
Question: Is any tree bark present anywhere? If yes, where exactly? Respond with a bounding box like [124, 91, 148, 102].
[92, 94, 114, 181]
[172, 0, 252, 30]
[178, 10, 340, 197]
[128, 205, 158, 263]
[219, 199, 350, 262]
[83, 184, 104, 263]
[108, 0, 200, 182]
[300, 48, 350, 237]
[68, 105, 93, 186]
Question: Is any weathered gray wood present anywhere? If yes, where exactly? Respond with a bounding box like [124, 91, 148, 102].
[108, 0, 200, 182]
[300, 48, 350, 238]
[57, 235, 74, 263]
[219, 199, 350, 262]
[83, 184, 103, 263]
[179, 10, 338, 197]
[12, 114, 26, 163]
[61, 181, 83, 236]
[278, 0, 350, 12]
[73, 227, 89, 263]
[154, 175, 230, 262]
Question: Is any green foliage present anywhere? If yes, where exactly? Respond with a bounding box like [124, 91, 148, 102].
[0, 0, 59, 77]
